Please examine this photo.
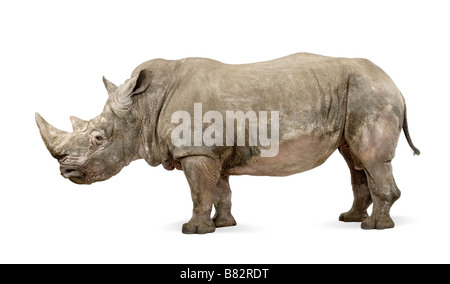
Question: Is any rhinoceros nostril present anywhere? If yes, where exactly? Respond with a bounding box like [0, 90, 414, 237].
[57, 154, 68, 163]
[65, 169, 75, 174]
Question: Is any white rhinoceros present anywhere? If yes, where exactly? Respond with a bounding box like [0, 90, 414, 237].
[36, 53, 420, 234]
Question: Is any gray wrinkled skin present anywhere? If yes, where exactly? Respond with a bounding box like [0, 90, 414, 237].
[36, 53, 420, 234]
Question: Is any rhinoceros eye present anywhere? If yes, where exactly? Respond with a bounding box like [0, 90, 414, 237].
[91, 132, 106, 146]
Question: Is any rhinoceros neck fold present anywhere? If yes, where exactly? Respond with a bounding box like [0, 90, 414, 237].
[129, 61, 179, 167]
[132, 85, 171, 167]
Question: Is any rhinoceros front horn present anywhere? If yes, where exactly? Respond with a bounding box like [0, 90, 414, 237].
[35, 112, 70, 159]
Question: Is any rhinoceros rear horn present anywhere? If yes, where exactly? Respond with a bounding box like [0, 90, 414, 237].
[70, 116, 89, 132]
[35, 112, 70, 159]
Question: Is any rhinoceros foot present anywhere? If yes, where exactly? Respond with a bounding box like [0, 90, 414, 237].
[213, 213, 237, 228]
[182, 219, 216, 234]
[339, 210, 369, 222]
[361, 215, 395, 230]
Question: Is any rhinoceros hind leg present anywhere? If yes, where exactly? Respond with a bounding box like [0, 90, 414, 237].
[346, 117, 402, 230]
[360, 162, 400, 230]
[338, 142, 372, 222]
[213, 175, 237, 228]
[181, 156, 221, 234]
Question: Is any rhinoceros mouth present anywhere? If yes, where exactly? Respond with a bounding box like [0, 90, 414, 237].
[67, 176, 88, 184]
[65, 172, 97, 185]
[59, 163, 93, 184]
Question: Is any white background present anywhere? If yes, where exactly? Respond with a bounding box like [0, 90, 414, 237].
[0, 0, 448, 264]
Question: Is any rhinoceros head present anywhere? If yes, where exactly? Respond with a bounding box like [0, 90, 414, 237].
[36, 70, 151, 184]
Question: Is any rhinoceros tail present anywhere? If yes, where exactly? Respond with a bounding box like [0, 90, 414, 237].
[402, 103, 421, 156]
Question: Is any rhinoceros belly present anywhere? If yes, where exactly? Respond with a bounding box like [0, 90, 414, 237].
[226, 135, 338, 176]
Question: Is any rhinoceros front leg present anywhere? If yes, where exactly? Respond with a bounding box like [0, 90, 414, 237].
[213, 175, 237, 228]
[181, 155, 221, 234]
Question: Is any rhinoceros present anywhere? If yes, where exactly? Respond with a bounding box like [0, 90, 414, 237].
[36, 53, 420, 234]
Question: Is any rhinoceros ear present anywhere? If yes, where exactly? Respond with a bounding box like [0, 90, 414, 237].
[113, 69, 152, 111]
[122, 69, 152, 97]
[102, 76, 118, 96]
[70, 116, 89, 131]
